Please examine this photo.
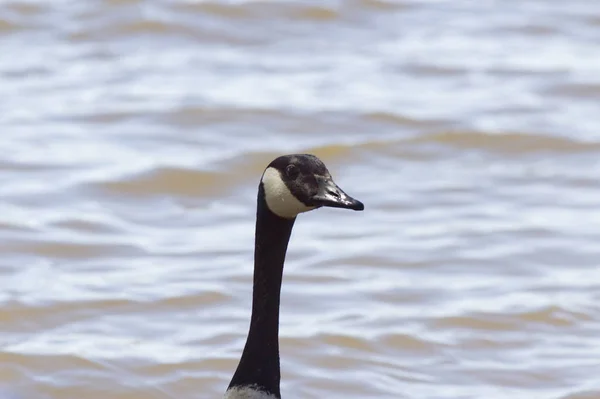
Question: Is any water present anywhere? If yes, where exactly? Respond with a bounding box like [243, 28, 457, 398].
[1, 0, 600, 398]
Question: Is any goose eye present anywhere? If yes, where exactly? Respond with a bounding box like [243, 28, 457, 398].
[285, 164, 299, 179]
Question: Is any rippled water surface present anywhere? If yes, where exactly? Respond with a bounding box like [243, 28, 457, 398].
[2, 0, 600, 398]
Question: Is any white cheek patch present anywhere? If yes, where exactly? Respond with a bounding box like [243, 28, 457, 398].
[261, 167, 314, 219]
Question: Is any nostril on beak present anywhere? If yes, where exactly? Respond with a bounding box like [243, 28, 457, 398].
[327, 189, 340, 199]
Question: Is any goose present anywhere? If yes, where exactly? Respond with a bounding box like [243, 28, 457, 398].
[225, 154, 364, 399]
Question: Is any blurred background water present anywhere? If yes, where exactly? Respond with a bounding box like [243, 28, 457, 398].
[1, 0, 600, 398]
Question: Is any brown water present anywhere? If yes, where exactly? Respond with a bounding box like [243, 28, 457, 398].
[1, 0, 600, 398]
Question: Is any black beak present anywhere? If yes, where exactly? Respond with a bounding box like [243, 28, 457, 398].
[310, 175, 364, 211]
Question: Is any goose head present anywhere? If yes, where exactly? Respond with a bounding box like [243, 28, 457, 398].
[260, 154, 364, 219]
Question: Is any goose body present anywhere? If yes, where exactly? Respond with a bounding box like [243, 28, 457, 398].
[224, 386, 279, 399]
[225, 154, 363, 398]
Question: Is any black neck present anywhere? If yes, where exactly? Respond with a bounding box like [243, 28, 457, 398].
[228, 185, 295, 398]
